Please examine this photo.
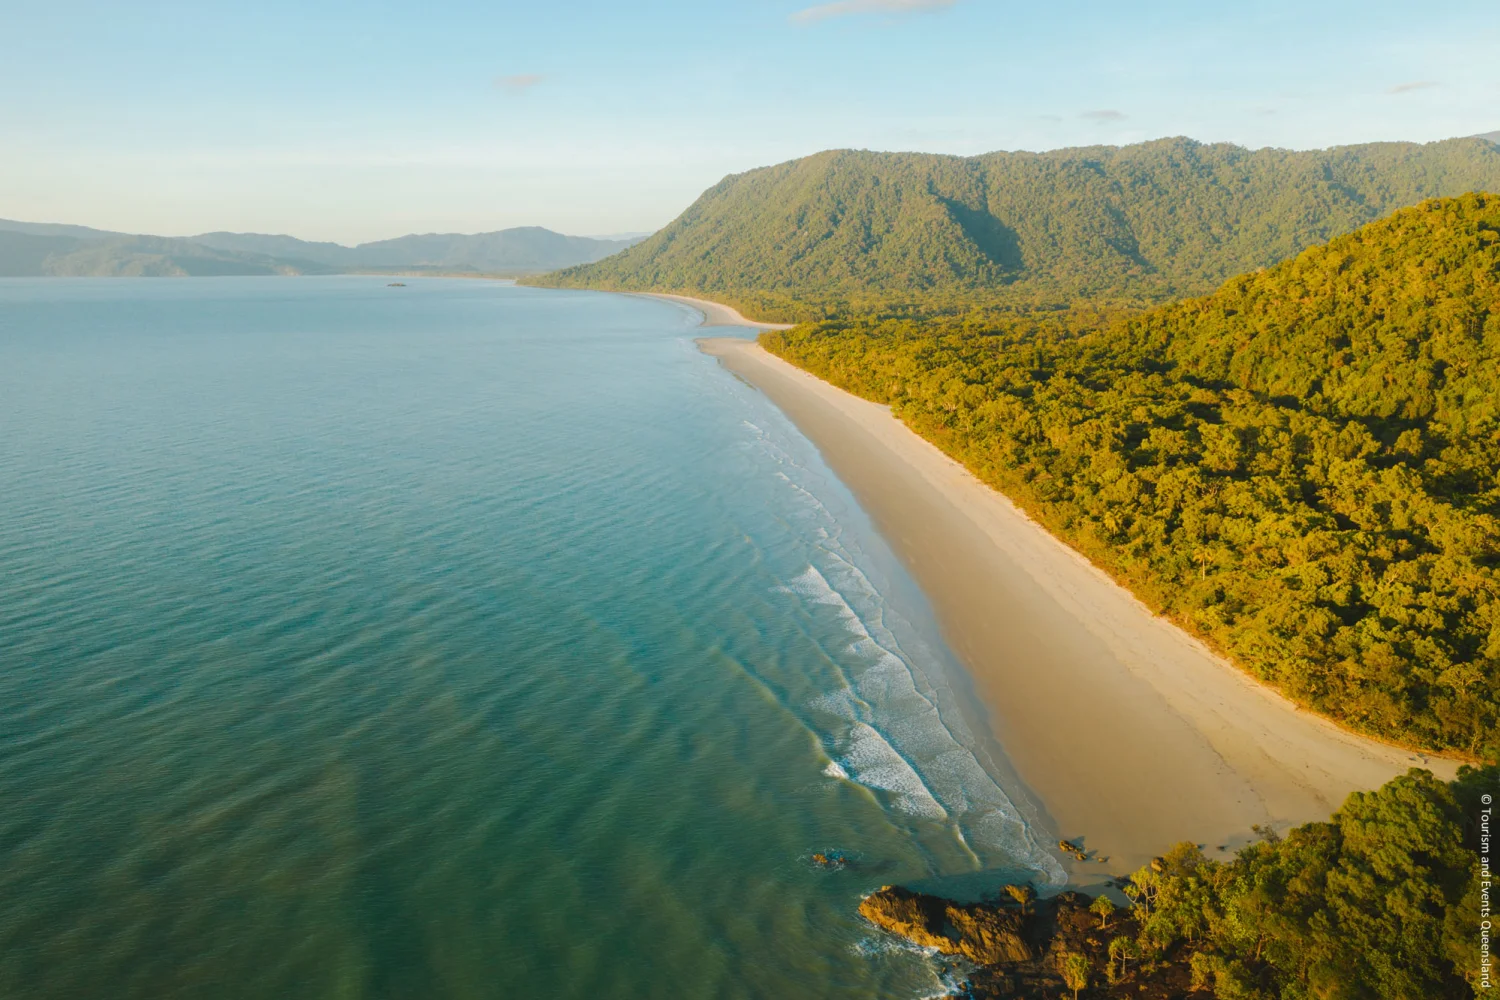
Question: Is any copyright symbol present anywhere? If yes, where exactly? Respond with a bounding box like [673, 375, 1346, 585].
[1485, 794, 1494, 805]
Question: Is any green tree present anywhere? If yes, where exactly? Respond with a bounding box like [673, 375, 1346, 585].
[1106, 935, 1138, 984]
[1089, 893, 1117, 929]
[1061, 952, 1091, 1000]
[1113, 765, 1493, 999]
[1003, 883, 1036, 914]
[764, 193, 1500, 757]
[532, 138, 1500, 322]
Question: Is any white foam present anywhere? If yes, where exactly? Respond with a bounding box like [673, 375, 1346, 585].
[740, 398, 1063, 885]
[841, 722, 948, 819]
[850, 935, 968, 999]
[789, 564, 1065, 885]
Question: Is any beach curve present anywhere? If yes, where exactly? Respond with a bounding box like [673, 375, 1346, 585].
[698, 334, 1458, 887]
[634, 292, 794, 330]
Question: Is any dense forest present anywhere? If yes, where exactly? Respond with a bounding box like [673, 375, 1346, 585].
[765, 194, 1500, 757]
[864, 763, 1495, 999]
[532, 137, 1500, 321]
[1115, 764, 1491, 999]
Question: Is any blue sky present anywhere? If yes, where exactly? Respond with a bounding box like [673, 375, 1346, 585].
[2, 0, 1496, 243]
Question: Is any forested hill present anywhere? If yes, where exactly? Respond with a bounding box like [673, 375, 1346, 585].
[0, 220, 643, 277]
[533, 137, 1500, 318]
[188, 227, 640, 273]
[764, 193, 1500, 756]
[0, 230, 338, 277]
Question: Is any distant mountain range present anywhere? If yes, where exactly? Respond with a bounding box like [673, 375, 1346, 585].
[0, 221, 645, 277]
[533, 135, 1500, 318]
[1478, 130, 1500, 144]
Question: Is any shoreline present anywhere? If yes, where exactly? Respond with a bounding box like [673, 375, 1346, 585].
[698, 335, 1457, 887]
[631, 292, 794, 330]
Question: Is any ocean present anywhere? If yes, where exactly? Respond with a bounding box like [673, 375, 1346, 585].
[0, 277, 1058, 998]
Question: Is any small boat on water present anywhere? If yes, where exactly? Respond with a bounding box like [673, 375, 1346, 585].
[387, 282, 406, 287]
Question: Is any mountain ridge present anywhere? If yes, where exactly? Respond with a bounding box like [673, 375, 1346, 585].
[0, 220, 645, 277]
[0, 231, 337, 277]
[532, 135, 1500, 318]
[188, 226, 642, 273]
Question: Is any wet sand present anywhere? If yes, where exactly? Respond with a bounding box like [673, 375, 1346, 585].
[700, 336, 1457, 886]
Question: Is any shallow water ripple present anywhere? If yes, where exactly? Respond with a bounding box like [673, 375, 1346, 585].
[0, 277, 1047, 999]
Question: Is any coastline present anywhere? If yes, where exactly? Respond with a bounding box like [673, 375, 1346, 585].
[632, 292, 794, 330]
[697, 334, 1457, 887]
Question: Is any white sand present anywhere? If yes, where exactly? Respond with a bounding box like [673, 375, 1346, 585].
[700, 336, 1458, 885]
[635, 293, 794, 330]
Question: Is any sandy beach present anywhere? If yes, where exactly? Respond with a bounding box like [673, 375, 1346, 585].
[635, 292, 794, 330]
[700, 336, 1458, 886]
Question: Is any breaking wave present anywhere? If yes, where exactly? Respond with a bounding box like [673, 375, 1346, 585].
[738, 390, 1065, 886]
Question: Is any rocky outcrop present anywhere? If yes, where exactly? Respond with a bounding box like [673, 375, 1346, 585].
[858, 886, 1034, 964]
[860, 884, 1206, 999]
[945, 902, 1035, 964]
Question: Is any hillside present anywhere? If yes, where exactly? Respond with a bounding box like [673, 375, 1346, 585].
[184, 231, 356, 266]
[0, 219, 121, 240]
[0, 231, 335, 277]
[0, 220, 644, 277]
[533, 136, 1500, 318]
[189, 227, 642, 274]
[765, 193, 1500, 756]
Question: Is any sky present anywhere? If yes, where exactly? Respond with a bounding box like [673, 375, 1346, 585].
[2, 0, 1497, 245]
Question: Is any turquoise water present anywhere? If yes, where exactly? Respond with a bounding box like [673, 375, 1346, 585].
[0, 277, 1058, 999]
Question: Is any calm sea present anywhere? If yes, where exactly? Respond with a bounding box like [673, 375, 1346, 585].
[0, 277, 1058, 999]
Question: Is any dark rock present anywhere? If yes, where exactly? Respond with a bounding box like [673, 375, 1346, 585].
[860, 885, 1202, 998]
[858, 886, 1034, 964]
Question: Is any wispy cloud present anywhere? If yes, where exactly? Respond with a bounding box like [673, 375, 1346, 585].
[791, 0, 955, 24]
[495, 73, 544, 94]
[1081, 109, 1126, 122]
[1388, 80, 1438, 94]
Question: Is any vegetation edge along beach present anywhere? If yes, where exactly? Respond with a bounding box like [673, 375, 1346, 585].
[856, 763, 1495, 999]
[687, 194, 1499, 1000]
[523, 149, 1500, 997]
[758, 194, 1500, 761]
[526, 145, 1500, 761]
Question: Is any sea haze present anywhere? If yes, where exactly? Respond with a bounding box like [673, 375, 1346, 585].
[0, 278, 1056, 999]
